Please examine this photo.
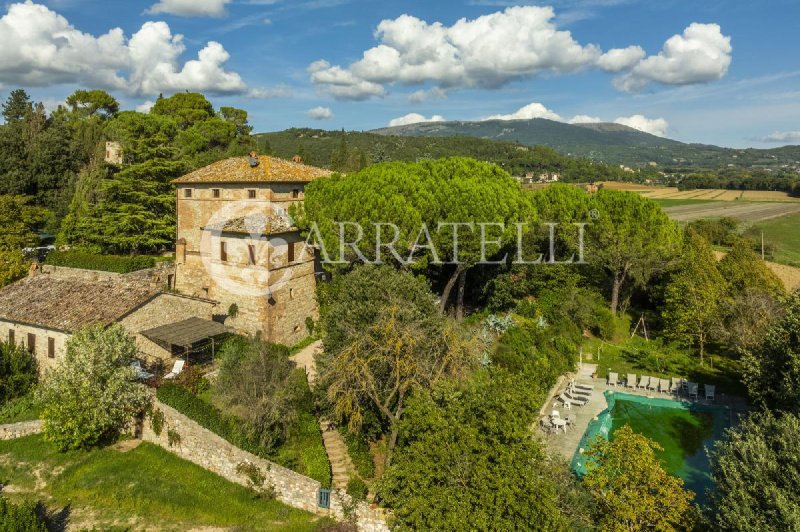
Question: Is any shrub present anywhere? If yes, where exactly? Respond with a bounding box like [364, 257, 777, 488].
[0, 341, 38, 403]
[0, 497, 47, 531]
[215, 337, 302, 452]
[346, 477, 368, 501]
[167, 428, 181, 447]
[157, 382, 268, 457]
[341, 429, 375, 480]
[37, 325, 150, 450]
[44, 250, 156, 273]
[150, 408, 165, 437]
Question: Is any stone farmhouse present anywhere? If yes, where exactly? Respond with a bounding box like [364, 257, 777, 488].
[0, 265, 220, 371]
[172, 154, 330, 346]
[0, 154, 330, 373]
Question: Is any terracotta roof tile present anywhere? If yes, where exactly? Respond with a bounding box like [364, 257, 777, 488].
[0, 275, 160, 332]
[172, 155, 331, 184]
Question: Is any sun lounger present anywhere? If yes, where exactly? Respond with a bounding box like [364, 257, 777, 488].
[647, 378, 659, 392]
[568, 384, 591, 397]
[688, 382, 699, 400]
[627, 374, 637, 388]
[560, 392, 588, 407]
[669, 377, 680, 395]
[659, 378, 671, 394]
[608, 372, 619, 387]
[571, 380, 594, 391]
[131, 360, 154, 380]
[705, 384, 715, 402]
[637, 376, 650, 389]
[164, 359, 185, 380]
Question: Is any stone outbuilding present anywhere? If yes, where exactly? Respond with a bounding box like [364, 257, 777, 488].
[0, 266, 221, 373]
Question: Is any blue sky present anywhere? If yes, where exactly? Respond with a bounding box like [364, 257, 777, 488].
[1, 0, 799, 147]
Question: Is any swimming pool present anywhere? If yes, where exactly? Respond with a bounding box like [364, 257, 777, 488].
[571, 391, 731, 503]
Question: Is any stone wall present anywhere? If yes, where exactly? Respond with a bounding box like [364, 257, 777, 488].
[142, 400, 388, 531]
[0, 320, 70, 373]
[40, 264, 121, 282]
[0, 420, 43, 440]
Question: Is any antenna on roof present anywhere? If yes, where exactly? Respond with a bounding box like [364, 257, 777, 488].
[248, 151, 259, 168]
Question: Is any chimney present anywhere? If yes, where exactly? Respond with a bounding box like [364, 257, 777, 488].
[248, 151, 259, 168]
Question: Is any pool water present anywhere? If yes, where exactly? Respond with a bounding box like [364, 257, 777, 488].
[571, 391, 730, 503]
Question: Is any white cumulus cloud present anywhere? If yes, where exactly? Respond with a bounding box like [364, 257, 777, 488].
[136, 100, 155, 113]
[306, 106, 333, 120]
[614, 23, 732, 92]
[408, 87, 448, 104]
[614, 114, 669, 136]
[146, 0, 232, 17]
[0, 2, 254, 97]
[568, 114, 602, 124]
[483, 102, 562, 121]
[759, 131, 800, 143]
[596, 46, 645, 73]
[311, 6, 600, 100]
[388, 113, 446, 127]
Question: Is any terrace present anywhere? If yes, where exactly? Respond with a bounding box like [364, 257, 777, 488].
[539, 363, 749, 502]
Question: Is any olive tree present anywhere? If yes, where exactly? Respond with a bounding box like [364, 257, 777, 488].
[37, 325, 149, 450]
[317, 265, 477, 469]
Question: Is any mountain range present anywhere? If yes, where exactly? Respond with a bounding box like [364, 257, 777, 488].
[370, 118, 800, 169]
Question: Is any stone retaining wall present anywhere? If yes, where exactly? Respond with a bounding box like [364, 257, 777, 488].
[0, 420, 43, 440]
[142, 400, 389, 531]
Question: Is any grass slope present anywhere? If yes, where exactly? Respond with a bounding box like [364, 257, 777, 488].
[745, 214, 800, 267]
[0, 435, 331, 531]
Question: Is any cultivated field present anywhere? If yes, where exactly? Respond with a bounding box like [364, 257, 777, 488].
[662, 202, 800, 223]
[600, 182, 800, 203]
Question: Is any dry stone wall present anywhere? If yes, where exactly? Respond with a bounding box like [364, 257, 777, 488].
[0, 420, 43, 440]
[142, 400, 388, 531]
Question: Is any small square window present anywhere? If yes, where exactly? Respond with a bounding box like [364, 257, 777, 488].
[48, 337, 55, 359]
[26, 333, 35, 355]
[287, 243, 295, 263]
[184, 188, 193, 198]
[292, 189, 300, 199]
[248, 189, 257, 199]
[248, 244, 256, 265]
[220, 241, 228, 262]
[212, 189, 221, 198]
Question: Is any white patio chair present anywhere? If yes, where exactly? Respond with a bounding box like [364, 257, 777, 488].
[627, 374, 637, 389]
[688, 382, 699, 400]
[705, 384, 716, 402]
[608, 372, 619, 387]
[647, 378, 659, 392]
[638, 376, 650, 390]
[164, 359, 185, 380]
[659, 378, 671, 394]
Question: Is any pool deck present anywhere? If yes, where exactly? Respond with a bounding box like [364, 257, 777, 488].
[537, 364, 750, 461]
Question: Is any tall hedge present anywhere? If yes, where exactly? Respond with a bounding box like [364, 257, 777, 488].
[44, 251, 156, 273]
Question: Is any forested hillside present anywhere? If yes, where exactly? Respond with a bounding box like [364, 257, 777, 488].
[256, 128, 658, 182]
[0, 89, 255, 254]
[371, 118, 800, 170]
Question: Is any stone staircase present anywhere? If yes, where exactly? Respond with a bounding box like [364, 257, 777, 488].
[291, 341, 359, 489]
[320, 419, 358, 490]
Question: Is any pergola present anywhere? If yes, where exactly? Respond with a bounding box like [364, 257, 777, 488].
[141, 317, 230, 362]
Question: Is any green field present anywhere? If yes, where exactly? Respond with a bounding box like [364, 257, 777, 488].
[747, 213, 800, 267]
[0, 435, 331, 531]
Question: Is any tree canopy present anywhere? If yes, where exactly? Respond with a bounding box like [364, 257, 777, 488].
[37, 325, 150, 450]
[662, 230, 726, 363]
[708, 411, 800, 531]
[583, 425, 696, 531]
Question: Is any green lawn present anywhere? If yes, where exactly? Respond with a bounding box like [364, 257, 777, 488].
[582, 336, 745, 395]
[0, 435, 332, 531]
[746, 213, 800, 267]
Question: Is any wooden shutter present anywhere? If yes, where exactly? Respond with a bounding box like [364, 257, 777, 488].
[26, 333, 35, 354]
[48, 337, 55, 358]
